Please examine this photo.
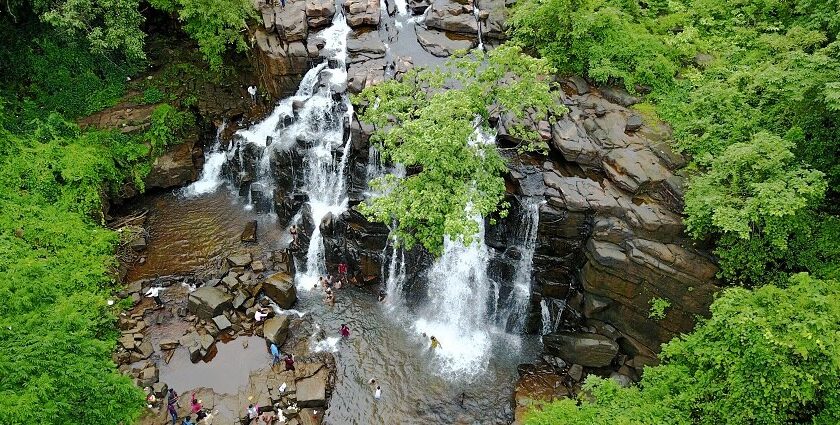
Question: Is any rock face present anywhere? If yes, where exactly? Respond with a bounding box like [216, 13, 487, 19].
[497, 84, 721, 374]
[295, 363, 329, 407]
[424, 0, 478, 34]
[188, 287, 233, 321]
[344, 0, 380, 27]
[543, 332, 618, 367]
[263, 272, 297, 308]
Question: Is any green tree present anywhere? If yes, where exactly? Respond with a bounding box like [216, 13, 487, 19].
[354, 45, 563, 254]
[683, 132, 827, 284]
[150, 0, 256, 70]
[526, 273, 840, 425]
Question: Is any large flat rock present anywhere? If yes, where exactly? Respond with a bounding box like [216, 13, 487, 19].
[295, 365, 329, 407]
[543, 332, 618, 367]
[263, 272, 297, 308]
[188, 287, 233, 321]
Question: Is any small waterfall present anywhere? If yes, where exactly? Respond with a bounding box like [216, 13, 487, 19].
[183, 120, 228, 197]
[539, 298, 552, 335]
[495, 198, 541, 332]
[473, 1, 484, 51]
[383, 236, 407, 309]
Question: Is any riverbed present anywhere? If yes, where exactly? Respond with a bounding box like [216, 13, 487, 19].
[127, 188, 540, 424]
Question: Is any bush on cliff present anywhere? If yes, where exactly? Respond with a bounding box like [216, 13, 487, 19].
[509, 0, 840, 285]
[355, 45, 563, 255]
[526, 273, 840, 425]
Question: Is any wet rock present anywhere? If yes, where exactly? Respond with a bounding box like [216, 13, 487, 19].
[263, 272, 297, 308]
[137, 339, 154, 360]
[295, 364, 328, 407]
[275, 4, 308, 42]
[129, 235, 147, 252]
[213, 315, 233, 331]
[159, 338, 179, 350]
[424, 0, 478, 34]
[609, 372, 633, 388]
[188, 287, 234, 321]
[227, 252, 253, 267]
[241, 220, 258, 242]
[416, 27, 476, 57]
[139, 364, 159, 387]
[567, 76, 590, 95]
[625, 114, 643, 132]
[543, 332, 618, 367]
[568, 364, 583, 382]
[408, 0, 431, 14]
[599, 86, 639, 107]
[345, 0, 380, 27]
[306, 0, 335, 29]
[145, 132, 202, 189]
[264, 315, 291, 345]
[347, 31, 387, 63]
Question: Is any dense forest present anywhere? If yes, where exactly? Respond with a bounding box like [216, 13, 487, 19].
[0, 0, 838, 422]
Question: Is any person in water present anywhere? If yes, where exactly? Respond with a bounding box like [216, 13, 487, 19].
[289, 225, 299, 248]
[378, 289, 387, 302]
[340, 324, 350, 337]
[374, 385, 382, 400]
[430, 336, 441, 349]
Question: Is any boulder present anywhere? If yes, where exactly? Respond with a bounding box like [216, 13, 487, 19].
[275, 5, 308, 42]
[345, 0, 380, 27]
[188, 287, 233, 321]
[305, 0, 335, 29]
[159, 338, 179, 351]
[424, 0, 478, 34]
[263, 272, 297, 308]
[295, 365, 329, 407]
[416, 28, 475, 57]
[213, 315, 233, 331]
[241, 220, 258, 243]
[543, 332, 618, 367]
[227, 253, 253, 267]
[263, 315, 291, 345]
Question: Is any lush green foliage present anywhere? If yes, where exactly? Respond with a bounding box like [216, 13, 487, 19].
[0, 23, 138, 122]
[509, 0, 840, 284]
[150, 0, 256, 70]
[355, 45, 563, 254]
[684, 132, 827, 284]
[0, 109, 149, 424]
[146, 103, 194, 156]
[526, 273, 840, 425]
[647, 297, 670, 319]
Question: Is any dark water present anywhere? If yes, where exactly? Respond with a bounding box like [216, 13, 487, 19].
[127, 190, 539, 424]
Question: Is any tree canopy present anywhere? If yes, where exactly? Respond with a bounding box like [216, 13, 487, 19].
[354, 45, 563, 254]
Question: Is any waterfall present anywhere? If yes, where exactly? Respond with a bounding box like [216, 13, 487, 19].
[495, 198, 541, 332]
[182, 120, 228, 197]
[383, 236, 407, 310]
[539, 298, 552, 335]
[414, 217, 493, 377]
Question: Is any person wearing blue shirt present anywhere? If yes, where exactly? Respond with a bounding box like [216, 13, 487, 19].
[270, 343, 280, 367]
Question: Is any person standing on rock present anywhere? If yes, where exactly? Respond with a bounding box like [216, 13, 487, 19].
[340, 324, 350, 337]
[254, 308, 270, 322]
[168, 388, 181, 407]
[190, 393, 202, 414]
[145, 285, 164, 308]
[167, 402, 178, 425]
[283, 354, 295, 371]
[289, 225, 299, 248]
[246, 404, 260, 423]
[270, 343, 281, 367]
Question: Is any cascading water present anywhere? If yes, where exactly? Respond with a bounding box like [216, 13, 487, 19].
[414, 216, 494, 376]
[183, 120, 228, 197]
[539, 298, 552, 335]
[495, 198, 542, 332]
[382, 235, 407, 309]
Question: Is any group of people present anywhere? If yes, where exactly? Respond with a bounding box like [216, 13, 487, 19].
[269, 342, 296, 371]
[315, 263, 349, 306]
[153, 388, 212, 425]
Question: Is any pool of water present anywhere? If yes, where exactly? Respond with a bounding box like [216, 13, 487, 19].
[125, 191, 540, 424]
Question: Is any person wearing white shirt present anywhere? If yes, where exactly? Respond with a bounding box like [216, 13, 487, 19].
[254, 308, 270, 322]
[374, 385, 381, 400]
[145, 286, 164, 307]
